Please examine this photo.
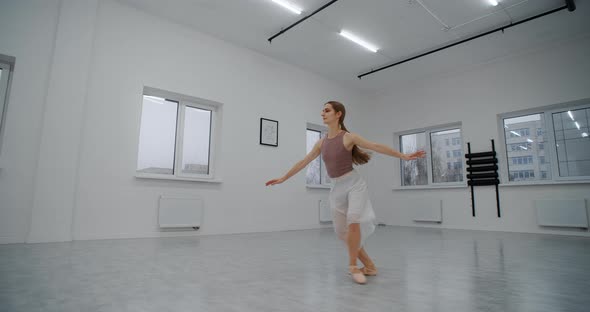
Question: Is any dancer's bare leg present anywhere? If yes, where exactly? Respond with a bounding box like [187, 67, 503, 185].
[358, 247, 377, 276]
[347, 223, 366, 284]
[358, 248, 374, 267]
[347, 223, 361, 266]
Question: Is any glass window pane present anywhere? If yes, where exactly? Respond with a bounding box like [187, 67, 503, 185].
[137, 96, 178, 174]
[0, 67, 6, 129]
[181, 106, 212, 175]
[0, 68, 3, 125]
[552, 109, 590, 177]
[306, 129, 321, 185]
[431, 129, 463, 183]
[400, 133, 427, 186]
[503, 114, 551, 181]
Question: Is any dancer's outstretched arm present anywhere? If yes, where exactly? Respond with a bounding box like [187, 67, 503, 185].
[266, 139, 323, 186]
[348, 132, 426, 160]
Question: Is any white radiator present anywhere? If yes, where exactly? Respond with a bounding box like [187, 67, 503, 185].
[535, 199, 588, 229]
[319, 199, 332, 223]
[412, 199, 443, 223]
[158, 196, 203, 228]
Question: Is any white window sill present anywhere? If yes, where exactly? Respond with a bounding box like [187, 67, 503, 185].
[306, 184, 332, 189]
[135, 173, 222, 183]
[393, 179, 590, 190]
[499, 180, 590, 187]
[393, 184, 467, 191]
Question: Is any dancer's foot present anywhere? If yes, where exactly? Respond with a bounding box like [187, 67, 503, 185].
[360, 265, 377, 276]
[349, 266, 367, 284]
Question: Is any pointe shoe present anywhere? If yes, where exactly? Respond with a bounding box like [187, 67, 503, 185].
[349, 266, 367, 284]
[360, 265, 377, 276]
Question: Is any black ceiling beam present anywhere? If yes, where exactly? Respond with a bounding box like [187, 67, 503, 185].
[566, 0, 576, 11]
[268, 0, 340, 43]
[358, 1, 576, 79]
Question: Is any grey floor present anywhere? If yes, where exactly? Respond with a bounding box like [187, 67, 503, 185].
[1, 226, 590, 312]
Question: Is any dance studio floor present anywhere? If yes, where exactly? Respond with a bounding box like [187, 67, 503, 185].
[1, 226, 589, 312]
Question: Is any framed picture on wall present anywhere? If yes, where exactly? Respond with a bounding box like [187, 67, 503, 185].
[260, 118, 278, 147]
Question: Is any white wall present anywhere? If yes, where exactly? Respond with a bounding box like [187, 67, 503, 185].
[365, 33, 590, 236]
[2, 0, 588, 244]
[0, 0, 61, 244]
[0, 0, 366, 243]
[28, 0, 99, 243]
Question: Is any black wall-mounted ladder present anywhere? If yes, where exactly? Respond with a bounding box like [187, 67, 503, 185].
[465, 140, 501, 218]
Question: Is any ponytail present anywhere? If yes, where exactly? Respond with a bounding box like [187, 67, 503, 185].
[340, 122, 371, 165]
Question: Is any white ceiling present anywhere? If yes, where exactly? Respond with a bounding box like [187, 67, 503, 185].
[117, 0, 590, 92]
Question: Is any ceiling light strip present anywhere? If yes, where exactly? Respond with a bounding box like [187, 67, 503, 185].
[339, 30, 378, 52]
[358, 3, 573, 79]
[272, 0, 302, 14]
[268, 0, 341, 43]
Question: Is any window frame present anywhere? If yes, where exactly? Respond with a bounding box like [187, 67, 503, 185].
[394, 122, 466, 189]
[135, 86, 223, 183]
[497, 98, 590, 185]
[306, 122, 331, 189]
[0, 58, 14, 158]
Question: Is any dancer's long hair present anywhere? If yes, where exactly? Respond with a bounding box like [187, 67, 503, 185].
[325, 101, 371, 165]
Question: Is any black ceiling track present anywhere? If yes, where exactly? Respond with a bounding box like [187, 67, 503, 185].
[268, 0, 340, 43]
[358, 0, 576, 79]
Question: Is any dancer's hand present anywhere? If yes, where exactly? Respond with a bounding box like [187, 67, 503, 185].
[402, 150, 426, 161]
[265, 177, 286, 186]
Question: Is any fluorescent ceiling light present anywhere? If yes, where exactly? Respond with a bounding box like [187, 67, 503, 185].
[519, 145, 528, 150]
[339, 30, 378, 53]
[527, 139, 534, 143]
[583, 132, 589, 138]
[489, 0, 499, 6]
[575, 121, 580, 130]
[271, 0, 302, 14]
[568, 110, 574, 121]
[510, 131, 521, 137]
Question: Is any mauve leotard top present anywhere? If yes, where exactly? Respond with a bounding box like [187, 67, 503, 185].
[321, 131, 353, 178]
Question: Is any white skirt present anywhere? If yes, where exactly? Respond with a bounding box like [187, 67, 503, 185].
[329, 169, 376, 247]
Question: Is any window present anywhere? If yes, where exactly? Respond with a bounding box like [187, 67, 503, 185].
[306, 123, 330, 186]
[0, 58, 14, 151]
[509, 170, 536, 181]
[397, 123, 464, 187]
[553, 108, 590, 177]
[499, 99, 590, 184]
[502, 114, 550, 182]
[136, 87, 221, 181]
[508, 142, 533, 151]
[400, 133, 428, 186]
[510, 156, 534, 165]
[509, 128, 530, 137]
[306, 129, 321, 185]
